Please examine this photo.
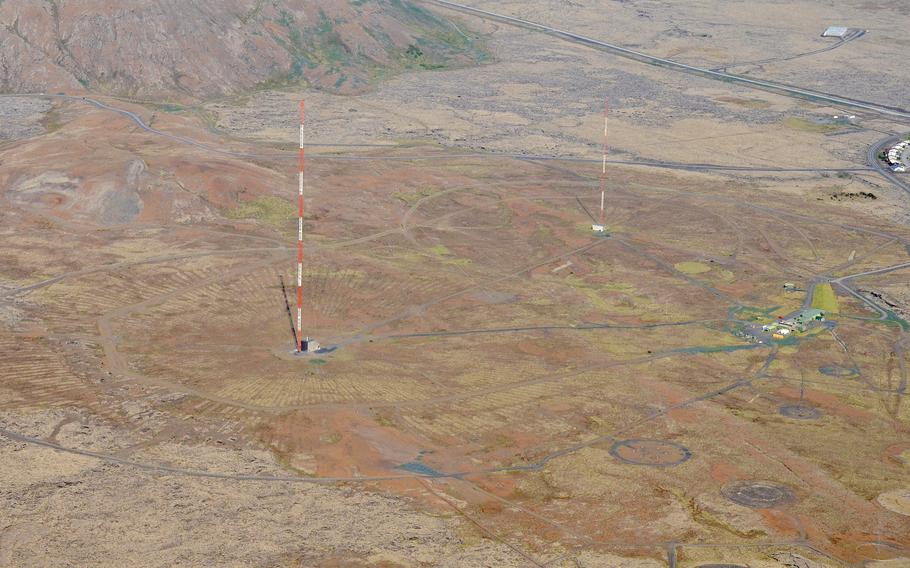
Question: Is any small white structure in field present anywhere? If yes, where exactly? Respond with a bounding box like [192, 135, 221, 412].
[822, 26, 849, 38]
[592, 223, 605, 232]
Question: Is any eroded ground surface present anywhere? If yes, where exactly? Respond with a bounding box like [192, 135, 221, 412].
[1, 1, 910, 566]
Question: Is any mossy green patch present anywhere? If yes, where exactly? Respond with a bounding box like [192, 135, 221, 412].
[41, 108, 64, 132]
[782, 117, 842, 134]
[716, 96, 772, 110]
[393, 187, 436, 205]
[731, 305, 779, 321]
[715, 269, 735, 283]
[564, 275, 613, 311]
[147, 102, 187, 114]
[321, 432, 342, 444]
[224, 196, 295, 230]
[429, 244, 452, 256]
[426, 243, 471, 266]
[675, 261, 711, 274]
[811, 282, 839, 313]
[248, 1, 488, 95]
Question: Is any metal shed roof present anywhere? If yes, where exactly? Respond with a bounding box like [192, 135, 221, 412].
[822, 26, 849, 37]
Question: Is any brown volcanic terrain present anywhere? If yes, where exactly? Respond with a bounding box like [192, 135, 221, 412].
[1, 1, 910, 567]
[1, 94, 909, 567]
[0, 0, 483, 99]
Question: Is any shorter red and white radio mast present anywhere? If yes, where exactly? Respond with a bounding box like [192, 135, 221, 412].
[592, 98, 608, 234]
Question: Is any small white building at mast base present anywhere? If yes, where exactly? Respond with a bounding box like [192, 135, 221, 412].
[299, 337, 321, 353]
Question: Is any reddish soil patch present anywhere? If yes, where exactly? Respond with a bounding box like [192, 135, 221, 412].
[774, 385, 875, 423]
[257, 408, 430, 478]
[708, 460, 747, 484]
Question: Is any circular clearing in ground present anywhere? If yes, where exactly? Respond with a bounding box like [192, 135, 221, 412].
[819, 365, 857, 377]
[877, 488, 910, 517]
[779, 403, 822, 420]
[722, 480, 796, 508]
[609, 439, 692, 467]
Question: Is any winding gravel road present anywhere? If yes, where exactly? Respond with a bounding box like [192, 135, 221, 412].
[0, 94, 876, 174]
[712, 28, 865, 73]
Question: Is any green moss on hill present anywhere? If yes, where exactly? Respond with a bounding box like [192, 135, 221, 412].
[224, 196, 295, 230]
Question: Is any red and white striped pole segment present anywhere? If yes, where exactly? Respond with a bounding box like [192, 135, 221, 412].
[599, 98, 608, 227]
[297, 100, 305, 351]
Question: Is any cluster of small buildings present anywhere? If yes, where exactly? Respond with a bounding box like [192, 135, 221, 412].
[886, 140, 908, 173]
[762, 309, 826, 339]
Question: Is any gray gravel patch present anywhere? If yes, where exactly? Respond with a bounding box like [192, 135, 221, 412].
[0, 96, 51, 140]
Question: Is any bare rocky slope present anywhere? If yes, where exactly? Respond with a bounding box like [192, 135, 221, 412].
[0, 0, 483, 100]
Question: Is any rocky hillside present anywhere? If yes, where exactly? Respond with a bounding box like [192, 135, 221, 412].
[0, 0, 483, 100]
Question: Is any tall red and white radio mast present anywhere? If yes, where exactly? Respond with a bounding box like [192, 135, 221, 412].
[296, 100, 306, 352]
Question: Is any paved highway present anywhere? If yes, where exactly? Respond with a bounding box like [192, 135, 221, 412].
[421, 0, 910, 122]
